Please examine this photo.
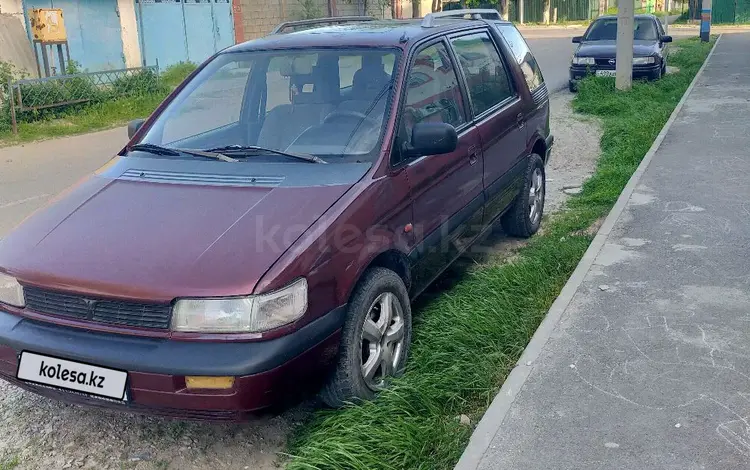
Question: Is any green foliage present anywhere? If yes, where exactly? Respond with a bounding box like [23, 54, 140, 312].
[296, 0, 323, 19]
[111, 68, 167, 96]
[160, 61, 198, 88]
[284, 37, 715, 470]
[0, 93, 166, 144]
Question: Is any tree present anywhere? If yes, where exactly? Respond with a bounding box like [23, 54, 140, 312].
[465, 0, 507, 20]
[296, 0, 322, 19]
[543, 0, 550, 23]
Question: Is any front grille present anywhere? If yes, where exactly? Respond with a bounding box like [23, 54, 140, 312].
[24, 287, 172, 329]
[594, 58, 615, 68]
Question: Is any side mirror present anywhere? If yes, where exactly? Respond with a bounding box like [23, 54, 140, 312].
[572, 36, 583, 44]
[661, 35, 673, 43]
[405, 122, 458, 158]
[128, 119, 145, 139]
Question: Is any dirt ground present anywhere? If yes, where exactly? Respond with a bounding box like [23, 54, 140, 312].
[0, 91, 601, 470]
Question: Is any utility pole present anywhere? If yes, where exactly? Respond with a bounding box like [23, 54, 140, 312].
[700, 0, 711, 41]
[615, 0, 634, 90]
[519, 0, 524, 24]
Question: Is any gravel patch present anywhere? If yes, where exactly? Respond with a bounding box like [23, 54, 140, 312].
[544, 91, 601, 212]
[0, 381, 307, 470]
[0, 91, 602, 470]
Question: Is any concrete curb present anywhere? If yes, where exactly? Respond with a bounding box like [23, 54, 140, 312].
[453, 35, 723, 470]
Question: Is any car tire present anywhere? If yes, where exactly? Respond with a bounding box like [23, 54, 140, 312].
[568, 80, 577, 93]
[320, 267, 412, 408]
[501, 153, 546, 238]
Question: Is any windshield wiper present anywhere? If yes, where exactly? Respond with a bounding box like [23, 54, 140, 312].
[129, 143, 237, 162]
[129, 143, 181, 156]
[204, 145, 327, 164]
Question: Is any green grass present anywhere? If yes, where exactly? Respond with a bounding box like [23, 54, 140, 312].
[0, 61, 197, 146]
[161, 61, 198, 88]
[0, 94, 166, 146]
[0, 455, 19, 470]
[284, 36, 715, 470]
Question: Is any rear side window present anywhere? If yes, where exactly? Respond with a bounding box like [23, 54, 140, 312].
[495, 23, 544, 92]
[450, 32, 513, 116]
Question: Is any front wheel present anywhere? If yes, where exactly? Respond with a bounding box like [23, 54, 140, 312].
[320, 267, 412, 408]
[501, 153, 546, 238]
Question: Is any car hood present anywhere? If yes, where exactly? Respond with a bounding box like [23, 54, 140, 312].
[576, 40, 659, 58]
[0, 156, 370, 301]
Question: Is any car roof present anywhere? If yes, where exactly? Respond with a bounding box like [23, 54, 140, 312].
[594, 13, 659, 20]
[224, 17, 513, 52]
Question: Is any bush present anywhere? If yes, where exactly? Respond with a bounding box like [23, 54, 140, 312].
[111, 68, 167, 96]
[161, 62, 197, 88]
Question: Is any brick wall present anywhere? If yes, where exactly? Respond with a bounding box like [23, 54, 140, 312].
[238, 0, 393, 41]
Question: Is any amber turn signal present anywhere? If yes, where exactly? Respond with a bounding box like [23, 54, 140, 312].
[185, 376, 235, 390]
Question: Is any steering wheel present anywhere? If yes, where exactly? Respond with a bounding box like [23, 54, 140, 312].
[323, 110, 379, 128]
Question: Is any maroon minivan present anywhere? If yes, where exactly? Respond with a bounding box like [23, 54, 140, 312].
[0, 10, 552, 420]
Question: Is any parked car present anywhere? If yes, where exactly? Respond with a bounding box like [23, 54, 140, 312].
[0, 9, 553, 420]
[569, 14, 672, 91]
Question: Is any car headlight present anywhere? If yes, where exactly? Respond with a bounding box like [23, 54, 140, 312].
[633, 56, 656, 65]
[0, 273, 25, 308]
[171, 278, 308, 333]
[572, 56, 595, 65]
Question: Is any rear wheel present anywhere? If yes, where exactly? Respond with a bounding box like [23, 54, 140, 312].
[501, 154, 545, 238]
[320, 267, 412, 408]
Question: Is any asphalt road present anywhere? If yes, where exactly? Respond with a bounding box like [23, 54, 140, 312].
[524, 34, 579, 92]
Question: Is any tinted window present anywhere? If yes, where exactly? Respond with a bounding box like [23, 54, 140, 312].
[451, 32, 513, 116]
[402, 42, 467, 136]
[585, 17, 659, 41]
[656, 19, 666, 36]
[496, 23, 544, 92]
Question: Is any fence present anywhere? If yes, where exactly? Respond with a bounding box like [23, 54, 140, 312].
[508, 0, 601, 23]
[711, 0, 750, 23]
[5, 64, 161, 134]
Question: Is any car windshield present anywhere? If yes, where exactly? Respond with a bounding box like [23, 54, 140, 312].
[137, 47, 399, 163]
[584, 17, 659, 41]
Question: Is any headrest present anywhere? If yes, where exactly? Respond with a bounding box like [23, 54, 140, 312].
[279, 55, 315, 77]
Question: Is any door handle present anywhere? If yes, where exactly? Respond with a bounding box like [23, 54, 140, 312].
[517, 112, 526, 128]
[468, 145, 479, 166]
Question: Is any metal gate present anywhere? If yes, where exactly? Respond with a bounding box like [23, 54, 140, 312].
[135, 0, 235, 68]
[23, 0, 126, 71]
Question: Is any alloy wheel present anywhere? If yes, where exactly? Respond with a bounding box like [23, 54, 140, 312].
[528, 167, 545, 225]
[360, 292, 406, 391]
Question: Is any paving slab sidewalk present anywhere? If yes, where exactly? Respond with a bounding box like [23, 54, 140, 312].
[457, 33, 750, 470]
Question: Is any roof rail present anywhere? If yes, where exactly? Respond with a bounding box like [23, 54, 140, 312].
[421, 8, 501, 28]
[271, 16, 375, 34]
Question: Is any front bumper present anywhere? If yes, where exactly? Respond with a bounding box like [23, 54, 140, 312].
[0, 305, 345, 420]
[569, 63, 662, 83]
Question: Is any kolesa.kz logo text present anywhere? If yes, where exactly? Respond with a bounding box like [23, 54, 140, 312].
[37, 360, 105, 388]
